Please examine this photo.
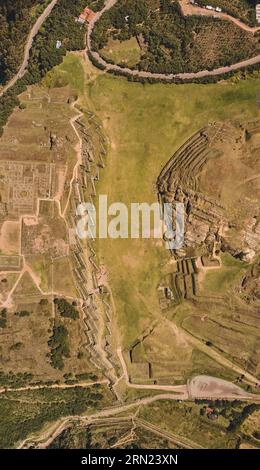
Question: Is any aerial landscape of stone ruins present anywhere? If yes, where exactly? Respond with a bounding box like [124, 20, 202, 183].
[0, 0, 259, 451]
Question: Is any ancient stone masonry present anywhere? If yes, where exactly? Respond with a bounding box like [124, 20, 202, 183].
[128, 323, 157, 383]
[238, 262, 260, 308]
[66, 108, 118, 382]
[156, 120, 260, 312]
[0, 161, 55, 219]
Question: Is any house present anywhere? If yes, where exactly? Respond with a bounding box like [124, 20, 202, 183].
[76, 7, 96, 24]
[204, 405, 218, 420]
[77, 14, 86, 24]
[86, 9, 97, 23]
[257, 5, 260, 24]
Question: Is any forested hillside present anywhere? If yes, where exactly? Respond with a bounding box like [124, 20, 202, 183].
[92, 0, 260, 74]
[0, 0, 90, 136]
[196, 0, 258, 26]
[0, 0, 47, 85]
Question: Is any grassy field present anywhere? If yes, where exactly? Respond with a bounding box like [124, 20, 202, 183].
[139, 399, 239, 449]
[76, 57, 260, 350]
[0, 51, 259, 447]
[201, 253, 248, 295]
[5, 53, 260, 381]
[101, 37, 141, 67]
[42, 53, 85, 95]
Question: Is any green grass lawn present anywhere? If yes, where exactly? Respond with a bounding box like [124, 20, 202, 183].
[42, 53, 85, 94]
[101, 37, 141, 67]
[140, 399, 238, 449]
[202, 254, 248, 295]
[44, 54, 260, 351]
[82, 68, 260, 348]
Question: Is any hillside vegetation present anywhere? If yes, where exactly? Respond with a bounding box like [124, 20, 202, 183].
[92, 0, 260, 74]
[0, 0, 47, 86]
[196, 0, 258, 26]
[0, 0, 88, 136]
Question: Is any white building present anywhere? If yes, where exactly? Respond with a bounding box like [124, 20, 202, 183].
[256, 4, 260, 24]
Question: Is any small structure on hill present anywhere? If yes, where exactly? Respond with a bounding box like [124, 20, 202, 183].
[204, 405, 219, 420]
[76, 7, 96, 24]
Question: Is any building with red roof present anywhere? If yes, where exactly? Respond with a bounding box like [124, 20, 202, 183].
[77, 7, 96, 24]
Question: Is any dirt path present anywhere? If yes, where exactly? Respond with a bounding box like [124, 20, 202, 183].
[18, 378, 260, 449]
[179, 0, 260, 34]
[0, 380, 108, 395]
[135, 418, 203, 449]
[62, 100, 84, 218]
[0, 0, 58, 98]
[87, 0, 260, 81]
[180, 327, 260, 387]
[18, 392, 195, 449]
[65, 94, 118, 383]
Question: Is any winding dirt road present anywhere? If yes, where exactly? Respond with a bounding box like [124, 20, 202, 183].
[17, 392, 195, 449]
[179, 0, 260, 34]
[0, 0, 58, 98]
[87, 0, 260, 81]
[0, 380, 108, 395]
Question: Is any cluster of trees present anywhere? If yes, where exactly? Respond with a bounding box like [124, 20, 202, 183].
[0, 0, 47, 86]
[0, 371, 33, 388]
[54, 298, 79, 320]
[196, 399, 260, 434]
[0, 308, 7, 328]
[0, 386, 105, 448]
[63, 371, 98, 385]
[48, 323, 70, 370]
[196, 0, 258, 26]
[14, 310, 30, 317]
[49, 426, 92, 448]
[92, 0, 259, 75]
[227, 403, 260, 432]
[88, 0, 106, 12]
[92, 0, 149, 50]
[0, 0, 88, 136]
[75, 372, 98, 381]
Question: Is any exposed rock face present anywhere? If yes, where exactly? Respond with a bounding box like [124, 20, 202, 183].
[157, 120, 260, 262]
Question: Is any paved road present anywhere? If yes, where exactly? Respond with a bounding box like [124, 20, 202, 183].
[87, 0, 260, 81]
[0, 0, 58, 98]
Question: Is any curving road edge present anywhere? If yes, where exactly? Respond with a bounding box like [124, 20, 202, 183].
[87, 0, 260, 81]
[0, 0, 58, 98]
